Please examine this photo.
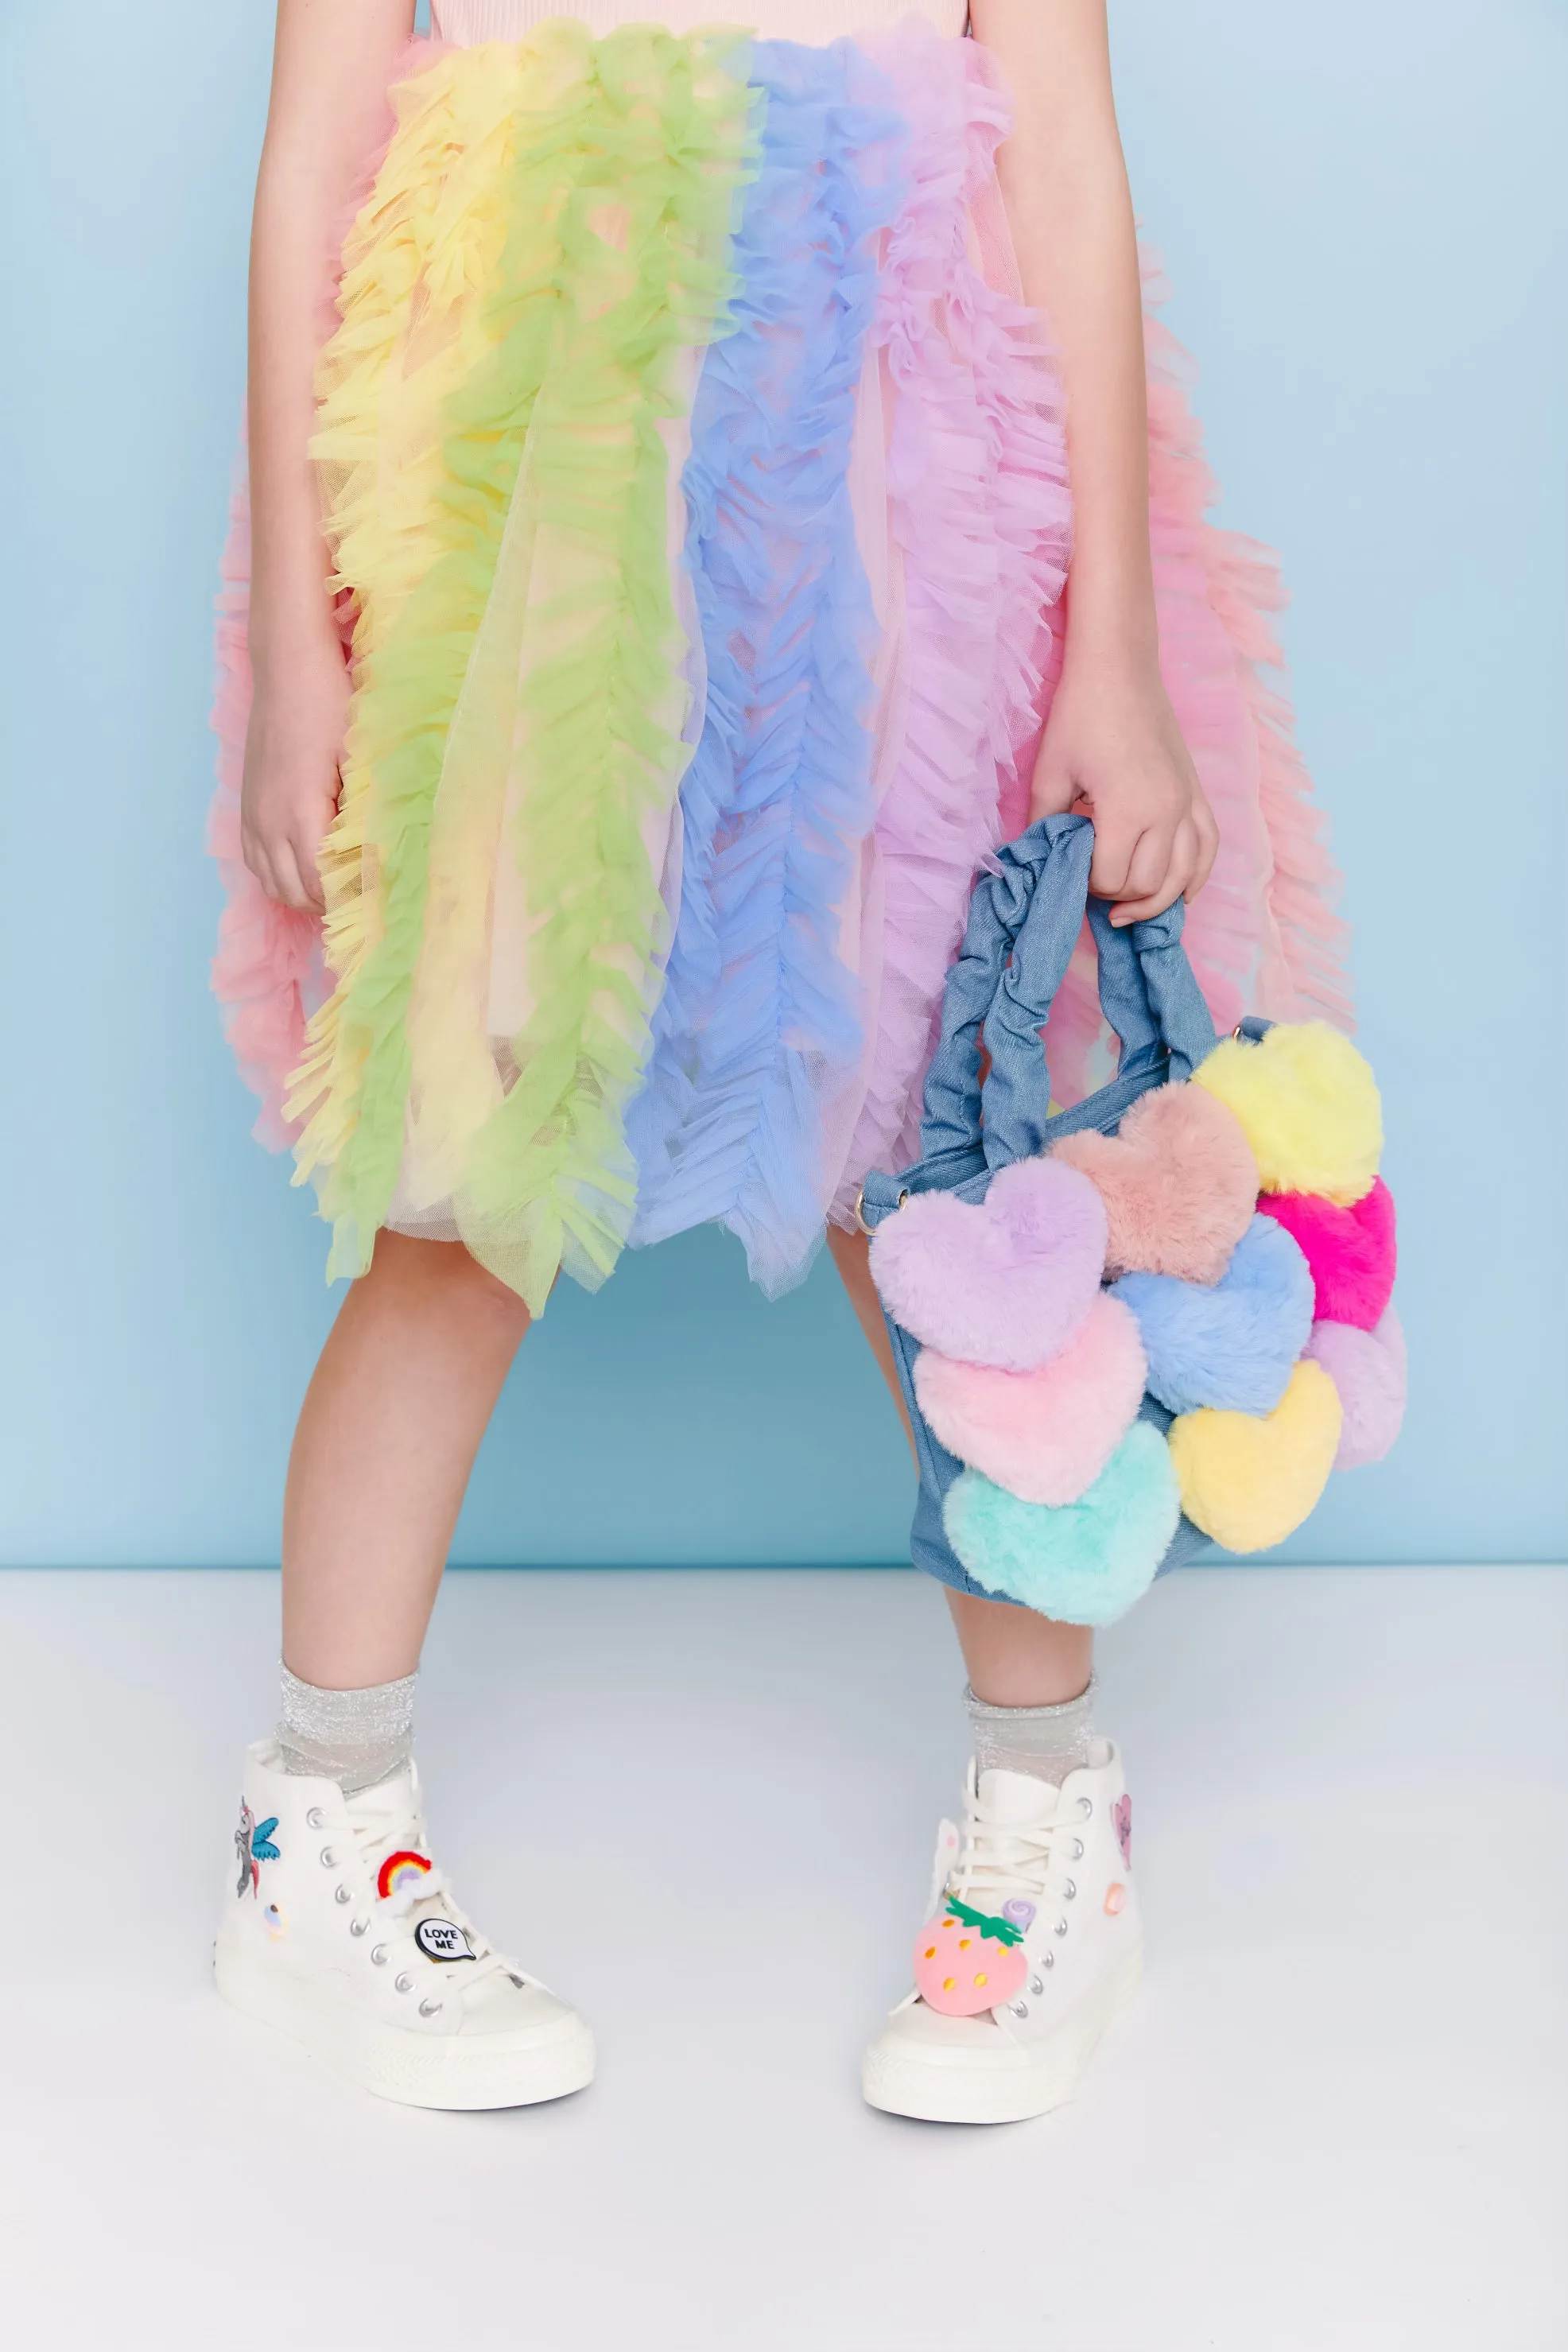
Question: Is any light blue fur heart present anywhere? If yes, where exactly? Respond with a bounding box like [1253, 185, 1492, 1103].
[1112, 1213, 1313, 1416]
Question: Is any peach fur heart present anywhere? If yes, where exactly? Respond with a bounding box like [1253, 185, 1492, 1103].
[913, 1295, 1147, 1506]
[869, 1157, 1108, 1372]
[1256, 1178, 1396, 1331]
[1050, 1082, 1259, 1285]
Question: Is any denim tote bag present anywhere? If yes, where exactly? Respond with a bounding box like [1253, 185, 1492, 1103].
[857, 813, 1223, 1602]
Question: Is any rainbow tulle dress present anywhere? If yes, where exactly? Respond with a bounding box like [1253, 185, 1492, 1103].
[211, 0, 1349, 1314]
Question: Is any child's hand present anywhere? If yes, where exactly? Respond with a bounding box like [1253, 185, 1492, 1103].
[240, 628, 350, 914]
[1030, 650, 1218, 926]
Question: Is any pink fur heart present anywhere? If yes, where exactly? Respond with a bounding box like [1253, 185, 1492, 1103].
[870, 1157, 1107, 1372]
[1050, 1082, 1258, 1285]
[913, 1294, 1147, 1506]
[1257, 1177, 1396, 1330]
[1305, 1307, 1406, 1467]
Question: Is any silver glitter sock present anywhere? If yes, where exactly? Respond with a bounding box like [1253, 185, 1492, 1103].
[276, 1663, 417, 1795]
[965, 1674, 1097, 1790]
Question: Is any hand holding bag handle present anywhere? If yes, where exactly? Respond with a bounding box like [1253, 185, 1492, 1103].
[862, 812, 1220, 1228]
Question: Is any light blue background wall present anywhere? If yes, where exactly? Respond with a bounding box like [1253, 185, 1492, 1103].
[2, 2, 1563, 1568]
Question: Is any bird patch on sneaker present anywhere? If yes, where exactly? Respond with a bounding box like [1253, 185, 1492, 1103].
[377, 1849, 433, 1900]
[234, 1799, 281, 1898]
[414, 1918, 475, 1964]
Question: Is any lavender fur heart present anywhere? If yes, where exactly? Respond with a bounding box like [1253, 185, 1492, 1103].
[871, 1157, 1108, 1372]
[1305, 1307, 1407, 1467]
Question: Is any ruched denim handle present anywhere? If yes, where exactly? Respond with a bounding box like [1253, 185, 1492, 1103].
[916, 813, 1219, 1174]
[859, 810, 1219, 1600]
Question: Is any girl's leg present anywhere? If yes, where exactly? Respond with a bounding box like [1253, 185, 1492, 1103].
[828, 1225, 1093, 1716]
[842, 1215, 1133, 2122]
[943, 1589, 1092, 1710]
[825, 1223, 916, 1461]
[281, 1228, 532, 1688]
[218, 1227, 595, 2109]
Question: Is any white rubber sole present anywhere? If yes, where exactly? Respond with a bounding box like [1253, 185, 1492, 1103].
[215, 1947, 596, 2112]
[861, 1939, 1143, 2125]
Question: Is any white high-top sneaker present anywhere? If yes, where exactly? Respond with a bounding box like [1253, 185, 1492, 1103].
[862, 1740, 1143, 2125]
[215, 1743, 595, 2110]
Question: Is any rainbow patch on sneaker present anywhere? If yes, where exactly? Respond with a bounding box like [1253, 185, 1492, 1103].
[377, 1849, 433, 1900]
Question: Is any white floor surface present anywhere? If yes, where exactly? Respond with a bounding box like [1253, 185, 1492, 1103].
[2, 1564, 1565, 2351]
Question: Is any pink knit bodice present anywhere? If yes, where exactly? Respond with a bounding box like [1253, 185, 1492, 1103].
[432, 1, 968, 43]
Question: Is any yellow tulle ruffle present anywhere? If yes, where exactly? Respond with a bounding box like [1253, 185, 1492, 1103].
[286, 25, 756, 1308]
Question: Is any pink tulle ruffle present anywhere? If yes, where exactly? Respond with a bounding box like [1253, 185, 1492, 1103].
[207, 464, 324, 1149]
[206, 42, 434, 1147]
[829, 24, 1074, 1215]
[1030, 252, 1352, 1114]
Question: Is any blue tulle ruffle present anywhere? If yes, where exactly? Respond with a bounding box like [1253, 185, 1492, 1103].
[626, 41, 904, 1294]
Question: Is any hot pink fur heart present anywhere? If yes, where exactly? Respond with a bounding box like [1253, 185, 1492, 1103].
[870, 1157, 1107, 1372]
[1257, 1177, 1396, 1329]
[1305, 1307, 1406, 1466]
[1050, 1082, 1258, 1285]
[913, 1295, 1147, 1506]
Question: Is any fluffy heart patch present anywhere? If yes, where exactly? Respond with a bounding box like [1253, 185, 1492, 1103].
[1256, 1178, 1396, 1331]
[1305, 1308, 1407, 1467]
[942, 1421, 1181, 1627]
[1112, 1213, 1314, 1416]
[913, 1294, 1147, 1507]
[870, 1157, 1107, 1372]
[1050, 1081, 1258, 1283]
[1193, 1020, 1383, 1204]
[1166, 1358, 1342, 1552]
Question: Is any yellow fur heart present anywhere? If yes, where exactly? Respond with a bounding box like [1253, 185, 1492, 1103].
[1193, 1021, 1382, 1204]
[1167, 1359, 1343, 1551]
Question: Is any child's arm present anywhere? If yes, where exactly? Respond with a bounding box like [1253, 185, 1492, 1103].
[243, 0, 415, 912]
[971, 0, 1218, 925]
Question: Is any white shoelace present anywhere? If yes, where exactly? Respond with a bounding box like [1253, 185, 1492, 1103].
[342, 1783, 523, 2007]
[944, 1771, 1089, 1927]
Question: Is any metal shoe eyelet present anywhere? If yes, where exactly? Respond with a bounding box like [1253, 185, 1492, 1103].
[1077, 1797, 1093, 1818]
[1010, 2001, 1028, 2019]
[1054, 1917, 1069, 1937]
[1070, 1838, 1085, 1861]
[349, 1918, 368, 1938]
[1029, 1974, 1045, 1996]
[319, 1848, 336, 1869]
[418, 1998, 443, 2018]
[1063, 1878, 1077, 1901]
[394, 1974, 413, 1994]
[371, 1944, 389, 1966]
[305, 1807, 326, 1830]
[1042, 1951, 1054, 1970]
[333, 1885, 351, 1907]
